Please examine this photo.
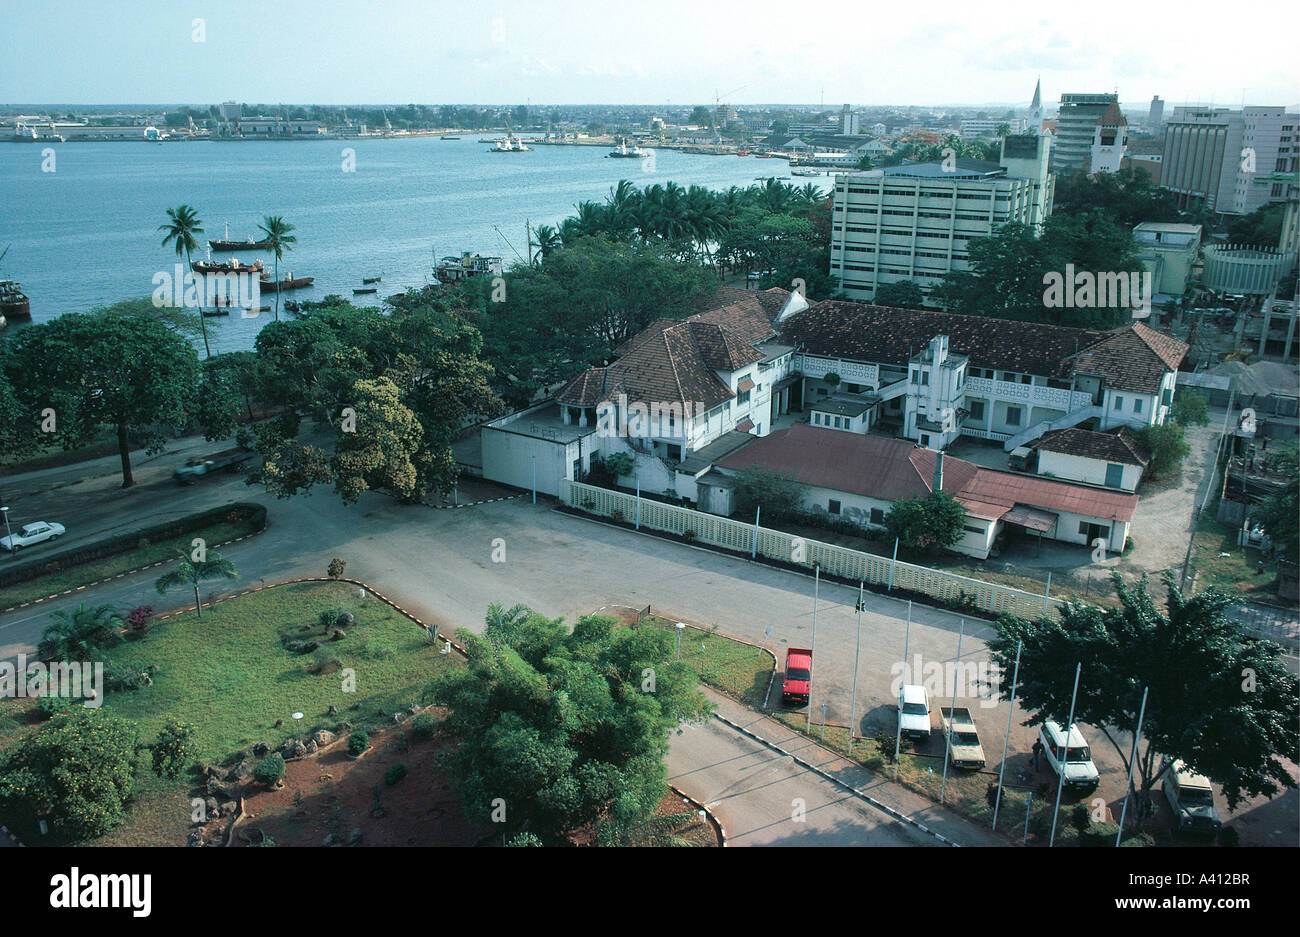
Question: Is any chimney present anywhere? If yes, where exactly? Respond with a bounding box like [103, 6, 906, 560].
[932, 451, 944, 491]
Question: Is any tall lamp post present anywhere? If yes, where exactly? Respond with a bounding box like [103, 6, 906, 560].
[0, 506, 12, 559]
[675, 622, 686, 661]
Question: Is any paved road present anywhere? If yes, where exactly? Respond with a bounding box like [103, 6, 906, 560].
[1, 439, 1295, 845]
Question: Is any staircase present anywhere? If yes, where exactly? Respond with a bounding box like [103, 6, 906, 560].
[1003, 404, 1103, 451]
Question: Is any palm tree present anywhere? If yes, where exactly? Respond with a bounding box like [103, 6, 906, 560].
[37, 603, 124, 662]
[529, 224, 561, 264]
[155, 549, 239, 619]
[483, 601, 532, 647]
[257, 216, 297, 321]
[159, 204, 210, 357]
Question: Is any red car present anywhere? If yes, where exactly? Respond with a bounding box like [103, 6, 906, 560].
[782, 648, 813, 707]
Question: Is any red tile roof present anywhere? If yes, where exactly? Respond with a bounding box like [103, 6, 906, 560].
[1032, 427, 1150, 466]
[959, 468, 1138, 523]
[1072, 322, 1188, 394]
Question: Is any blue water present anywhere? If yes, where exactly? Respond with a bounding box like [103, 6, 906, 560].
[0, 137, 818, 354]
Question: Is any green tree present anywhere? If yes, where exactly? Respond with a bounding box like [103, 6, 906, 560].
[732, 466, 805, 524]
[1253, 443, 1298, 563]
[0, 708, 138, 840]
[151, 719, 197, 779]
[257, 216, 297, 322]
[3, 311, 200, 487]
[36, 603, 124, 662]
[874, 280, 926, 308]
[155, 549, 239, 618]
[1171, 389, 1210, 427]
[331, 376, 428, 503]
[988, 573, 1298, 817]
[159, 204, 211, 357]
[1225, 203, 1287, 249]
[883, 490, 967, 554]
[429, 606, 710, 843]
[1134, 421, 1190, 479]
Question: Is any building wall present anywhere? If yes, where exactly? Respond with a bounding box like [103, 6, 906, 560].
[480, 426, 581, 496]
[1036, 450, 1143, 491]
[1054, 94, 1118, 173]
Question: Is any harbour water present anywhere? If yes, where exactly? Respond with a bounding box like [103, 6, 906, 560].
[0, 137, 821, 354]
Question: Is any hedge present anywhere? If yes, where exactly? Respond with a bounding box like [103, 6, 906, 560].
[0, 502, 267, 590]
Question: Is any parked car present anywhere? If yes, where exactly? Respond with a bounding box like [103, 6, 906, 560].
[939, 707, 986, 768]
[781, 647, 813, 707]
[0, 520, 66, 551]
[898, 684, 932, 741]
[1161, 760, 1222, 834]
[1038, 721, 1099, 789]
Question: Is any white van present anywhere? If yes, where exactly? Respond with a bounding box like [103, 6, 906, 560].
[898, 685, 932, 741]
[1161, 761, 1222, 834]
[1038, 721, 1099, 789]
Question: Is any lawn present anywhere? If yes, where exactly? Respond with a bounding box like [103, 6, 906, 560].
[640, 615, 774, 705]
[0, 580, 459, 845]
[1189, 517, 1278, 599]
[0, 514, 262, 609]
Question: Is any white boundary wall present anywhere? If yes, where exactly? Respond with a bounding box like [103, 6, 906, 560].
[560, 479, 1064, 621]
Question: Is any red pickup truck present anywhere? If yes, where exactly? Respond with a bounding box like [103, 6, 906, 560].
[782, 647, 813, 707]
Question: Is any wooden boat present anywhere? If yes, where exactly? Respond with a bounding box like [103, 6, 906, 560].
[192, 258, 264, 274]
[259, 274, 314, 292]
[353, 287, 378, 294]
[362, 275, 382, 284]
[209, 222, 270, 252]
[200, 308, 230, 318]
[1, 279, 31, 320]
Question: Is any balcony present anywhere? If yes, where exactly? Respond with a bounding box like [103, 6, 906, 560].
[796, 354, 879, 386]
[964, 376, 1092, 411]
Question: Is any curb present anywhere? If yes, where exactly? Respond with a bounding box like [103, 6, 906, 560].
[1, 526, 269, 614]
[422, 495, 521, 510]
[667, 784, 727, 847]
[710, 711, 961, 846]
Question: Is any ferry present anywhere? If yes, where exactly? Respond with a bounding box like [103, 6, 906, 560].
[608, 140, 646, 158]
[489, 134, 532, 152]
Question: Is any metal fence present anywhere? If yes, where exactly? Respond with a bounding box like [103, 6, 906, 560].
[1227, 603, 1300, 654]
[559, 478, 1064, 621]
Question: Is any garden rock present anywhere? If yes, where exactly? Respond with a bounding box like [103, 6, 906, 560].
[280, 738, 308, 759]
[311, 730, 336, 747]
[252, 742, 270, 757]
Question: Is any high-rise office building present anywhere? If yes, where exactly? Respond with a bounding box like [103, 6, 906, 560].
[1053, 93, 1119, 173]
[1162, 106, 1298, 215]
[1148, 96, 1164, 128]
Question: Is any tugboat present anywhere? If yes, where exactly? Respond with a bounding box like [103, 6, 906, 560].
[607, 139, 645, 158]
[489, 133, 532, 152]
[0, 279, 30, 321]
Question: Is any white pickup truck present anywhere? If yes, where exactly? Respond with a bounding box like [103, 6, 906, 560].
[939, 707, 986, 769]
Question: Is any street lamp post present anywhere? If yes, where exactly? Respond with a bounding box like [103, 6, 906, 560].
[0, 506, 12, 559]
[675, 622, 686, 661]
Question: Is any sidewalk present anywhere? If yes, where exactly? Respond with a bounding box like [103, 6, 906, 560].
[701, 687, 1008, 846]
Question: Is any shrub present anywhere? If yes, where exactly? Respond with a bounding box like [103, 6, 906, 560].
[682, 529, 697, 543]
[103, 664, 151, 693]
[309, 648, 340, 675]
[254, 753, 286, 787]
[125, 605, 156, 636]
[1123, 536, 1135, 555]
[1080, 821, 1120, 846]
[327, 557, 346, 579]
[151, 719, 196, 779]
[36, 695, 73, 719]
[383, 763, 408, 786]
[1070, 803, 1091, 835]
[610, 509, 624, 523]
[348, 731, 370, 756]
[318, 608, 343, 630]
[507, 832, 544, 846]
[357, 640, 395, 660]
[412, 712, 438, 741]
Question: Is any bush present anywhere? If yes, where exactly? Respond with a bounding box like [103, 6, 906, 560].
[103, 664, 151, 693]
[254, 753, 286, 787]
[412, 712, 437, 741]
[151, 719, 196, 779]
[1080, 821, 1120, 846]
[327, 557, 346, 579]
[682, 529, 697, 543]
[610, 509, 624, 523]
[1070, 803, 1091, 834]
[348, 731, 370, 756]
[357, 640, 395, 660]
[507, 832, 544, 846]
[309, 647, 340, 675]
[125, 605, 156, 636]
[318, 608, 343, 630]
[383, 763, 408, 786]
[36, 695, 73, 719]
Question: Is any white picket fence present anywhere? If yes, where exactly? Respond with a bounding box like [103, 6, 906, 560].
[559, 479, 1063, 620]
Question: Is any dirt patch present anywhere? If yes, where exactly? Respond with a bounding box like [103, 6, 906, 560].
[233, 712, 487, 847]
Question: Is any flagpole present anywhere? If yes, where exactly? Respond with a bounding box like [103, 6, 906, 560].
[1115, 686, 1150, 846]
[1049, 662, 1082, 847]
[939, 620, 964, 803]
[807, 566, 819, 732]
[894, 600, 910, 779]
[991, 639, 1023, 830]
[847, 581, 864, 757]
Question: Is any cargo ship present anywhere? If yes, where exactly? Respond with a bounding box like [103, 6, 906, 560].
[209, 221, 271, 252]
[192, 258, 264, 274]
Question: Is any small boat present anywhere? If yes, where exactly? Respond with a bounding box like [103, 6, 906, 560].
[0, 279, 31, 320]
[258, 273, 314, 292]
[608, 140, 645, 158]
[441, 135, 460, 140]
[209, 222, 270, 252]
[362, 275, 382, 284]
[791, 168, 822, 176]
[284, 300, 302, 314]
[353, 287, 378, 295]
[489, 134, 532, 152]
[192, 258, 264, 274]
[200, 308, 230, 318]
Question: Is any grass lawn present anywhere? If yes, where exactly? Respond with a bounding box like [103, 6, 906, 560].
[640, 615, 773, 706]
[0, 580, 459, 845]
[0, 515, 261, 609]
[1189, 517, 1278, 600]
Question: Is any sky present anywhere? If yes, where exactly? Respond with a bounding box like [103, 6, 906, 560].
[3, 0, 1297, 108]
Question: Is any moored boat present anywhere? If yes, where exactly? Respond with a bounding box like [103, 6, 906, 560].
[353, 287, 378, 294]
[209, 222, 270, 252]
[259, 274, 314, 292]
[362, 275, 382, 284]
[0, 279, 31, 320]
[192, 258, 264, 274]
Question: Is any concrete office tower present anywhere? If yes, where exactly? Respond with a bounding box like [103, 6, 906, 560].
[842, 104, 859, 135]
[1163, 106, 1299, 215]
[1053, 93, 1119, 173]
[827, 134, 1054, 303]
[1148, 96, 1164, 128]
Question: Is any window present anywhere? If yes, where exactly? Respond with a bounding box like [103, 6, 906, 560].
[1134, 398, 1144, 415]
[813, 413, 822, 425]
[1162, 388, 1173, 406]
[870, 508, 884, 525]
[962, 525, 982, 534]
[1006, 406, 1021, 427]
[919, 433, 931, 447]
[738, 389, 751, 404]
[828, 499, 842, 515]
[1113, 395, 1124, 410]
[969, 400, 985, 420]
[1105, 463, 1124, 488]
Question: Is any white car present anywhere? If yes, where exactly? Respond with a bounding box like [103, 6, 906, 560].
[0, 520, 66, 551]
[1039, 720, 1100, 789]
[898, 684, 932, 740]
